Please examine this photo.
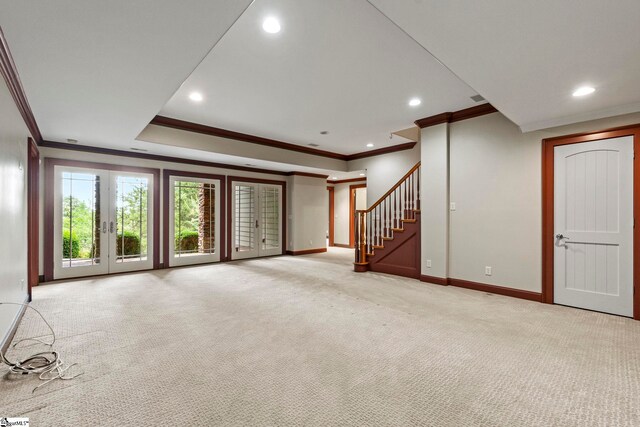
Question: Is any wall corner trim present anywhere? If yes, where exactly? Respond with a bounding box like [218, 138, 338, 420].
[415, 104, 498, 129]
[419, 274, 449, 286]
[448, 278, 543, 302]
[286, 248, 327, 256]
[0, 26, 43, 143]
[420, 275, 542, 302]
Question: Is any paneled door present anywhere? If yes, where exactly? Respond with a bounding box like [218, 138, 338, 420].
[168, 176, 221, 266]
[54, 166, 154, 279]
[231, 182, 283, 260]
[554, 136, 634, 316]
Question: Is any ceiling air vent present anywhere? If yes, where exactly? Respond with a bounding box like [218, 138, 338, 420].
[308, 143, 320, 147]
[470, 95, 485, 102]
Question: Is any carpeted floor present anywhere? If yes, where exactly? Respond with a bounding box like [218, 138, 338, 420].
[1, 248, 639, 426]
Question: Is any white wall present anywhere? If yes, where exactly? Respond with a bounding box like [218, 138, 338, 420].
[420, 124, 449, 279]
[449, 114, 540, 290]
[428, 110, 640, 292]
[287, 175, 328, 251]
[333, 183, 351, 246]
[0, 80, 30, 347]
[348, 144, 419, 206]
[355, 187, 367, 210]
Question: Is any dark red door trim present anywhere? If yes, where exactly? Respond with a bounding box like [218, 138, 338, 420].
[327, 186, 335, 246]
[43, 158, 161, 281]
[349, 184, 367, 248]
[27, 138, 39, 299]
[541, 123, 640, 320]
[162, 170, 226, 268]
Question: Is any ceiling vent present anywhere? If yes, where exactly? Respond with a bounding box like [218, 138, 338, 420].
[470, 94, 485, 102]
[130, 147, 148, 152]
[308, 143, 320, 147]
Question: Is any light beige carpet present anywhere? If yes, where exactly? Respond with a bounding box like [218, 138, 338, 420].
[1, 248, 639, 426]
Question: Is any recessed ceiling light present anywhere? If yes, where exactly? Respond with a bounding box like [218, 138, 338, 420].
[573, 86, 595, 97]
[359, 173, 365, 176]
[409, 98, 421, 107]
[262, 17, 281, 34]
[189, 92, 203, 102]
[366, 143, 374, 148]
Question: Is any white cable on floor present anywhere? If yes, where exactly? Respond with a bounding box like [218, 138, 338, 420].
[0, 301, 83, 393]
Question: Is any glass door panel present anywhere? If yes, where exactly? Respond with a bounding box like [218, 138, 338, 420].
[232, 184, 258, 259]
[169, 177, 221, 266]
[109, 172, 153, 273]
[53, 166, 154, 279]
[231, 182, 282, 260]
[260, 185, 282, 256]
[54, 167, 109, 279]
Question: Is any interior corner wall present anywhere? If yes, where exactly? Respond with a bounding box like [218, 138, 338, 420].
[331, 182, 356, 246]
[0, 80, 30, 346]
[420, 123, 449, 278]
[287, 175, 328, 251]
[449, 113, 541, 291]
[447, 110, 640, 293]
[348, 143, 420, 207]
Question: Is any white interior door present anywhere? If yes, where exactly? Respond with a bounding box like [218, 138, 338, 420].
[554, 136, 634, 316]
[168, 176, 221, 267]
[231, 182, 282, 260]
[54, 167, 154, 279]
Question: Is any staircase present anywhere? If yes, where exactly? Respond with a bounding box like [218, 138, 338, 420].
[354, 162, 421, 279]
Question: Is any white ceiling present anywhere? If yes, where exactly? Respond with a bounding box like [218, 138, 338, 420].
[368, 0, 640, 132]
[3, 0, 639, 166]
[159, 0, 479, 154]
[0, 0, 252, 147]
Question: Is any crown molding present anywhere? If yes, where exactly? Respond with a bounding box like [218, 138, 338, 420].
[0, 26, 42, 143]
[286, 171, 329, 179]
[151, 115, 346, 160]
[415, 103, 498, 129]
[151, 115, 418, 162]
[345, 142, 416, 161]
[327, 177, 367, 185]
[40, 140, 289, 176]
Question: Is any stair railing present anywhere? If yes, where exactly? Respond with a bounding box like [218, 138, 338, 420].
[354, 162, 421, 266]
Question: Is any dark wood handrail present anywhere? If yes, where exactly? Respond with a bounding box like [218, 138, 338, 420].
[364, 161, 420, 212]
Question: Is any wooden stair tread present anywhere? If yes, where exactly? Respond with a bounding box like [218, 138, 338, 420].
[402, 219, 417, 223]
[391, 228, 404, 232]
[372, 245, 384, 249]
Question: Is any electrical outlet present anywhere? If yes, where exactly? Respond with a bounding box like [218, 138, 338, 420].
[450, 202, 456, 211]
[485, 266, 492, 276]
[426, 259, 432, 268]
[309, 240, 313, 246]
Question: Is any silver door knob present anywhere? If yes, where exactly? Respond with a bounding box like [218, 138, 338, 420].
[555, 234, 569, 240]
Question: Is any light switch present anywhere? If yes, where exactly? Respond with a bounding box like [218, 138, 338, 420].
[485, 266, 492, 276]
[450, 202, 456, 211]
[426, 260, 432, 268]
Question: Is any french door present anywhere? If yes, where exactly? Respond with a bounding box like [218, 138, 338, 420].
[553, 136, 634, 316]
[168, 176, 221, 266]
[53, 166, 154, 279]
[231, 182, 283, 260]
